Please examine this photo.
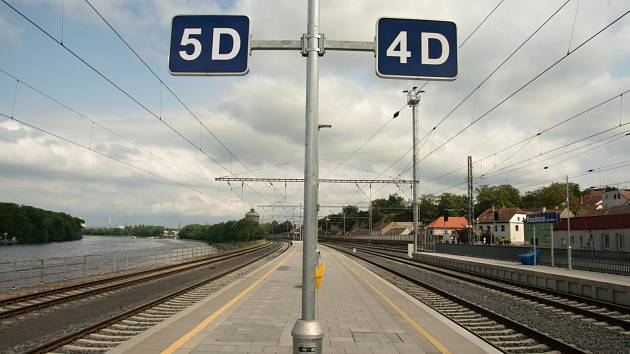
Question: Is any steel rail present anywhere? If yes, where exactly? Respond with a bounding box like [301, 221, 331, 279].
[23, 241, 289, 354]
[0, 242, 272, 319]
[326, 243, 588, 354]
[334, 241, 630, 322]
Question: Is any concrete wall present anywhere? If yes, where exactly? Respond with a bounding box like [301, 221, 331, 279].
[413, 252, 630, 307]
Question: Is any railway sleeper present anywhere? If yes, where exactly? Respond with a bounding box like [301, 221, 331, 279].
[101, 328, 142, 336]
[447, 314, 485, 320]
[457, 319, 497, 327]
[57, 344, 107, 353]
[76, 338, 120, 348]
[501, 343, 552, 353]
[110, 324, 146, 332]
[120, 319, 153, 328]
[88, 333, 131, 341]
[489, 338, 538, 347]
[481, 333, 528, 341]
[465, 328, 512, 336]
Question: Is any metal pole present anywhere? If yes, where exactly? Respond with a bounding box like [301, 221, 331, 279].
[550, 224, 555, 267]
[405, 89, 422, 250]
[292, 0, 324, 351]
[343, 211, 346, 238]
[532, 224, 536, 265]
[566, 175, 572, 270]
[411, 94, 419, 252]
[368, 183, 372, 243]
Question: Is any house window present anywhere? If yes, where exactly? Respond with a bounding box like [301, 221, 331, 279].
[603, 233, 610, 250]
[579, 235, 584, 247]
[495, 225, 498, 231]
[501, 225, 505, 232]
[544, 235, 550, 244]
[617, 233, 625, 251]
[570, 236, 574, 245]
[561, 238, 566, 247]
[515, 225, 519, 231]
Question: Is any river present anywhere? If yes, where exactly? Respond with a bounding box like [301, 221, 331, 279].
[0, 235, 204, 263]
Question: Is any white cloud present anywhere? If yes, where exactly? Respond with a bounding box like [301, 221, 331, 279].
[1, 0, 630, 226]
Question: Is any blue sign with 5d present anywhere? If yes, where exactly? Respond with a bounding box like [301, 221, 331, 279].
[169, 15, 250, 76]
[376, 18, 457, 80]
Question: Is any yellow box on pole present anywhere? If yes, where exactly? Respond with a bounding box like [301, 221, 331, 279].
[315, 262, 326, 289]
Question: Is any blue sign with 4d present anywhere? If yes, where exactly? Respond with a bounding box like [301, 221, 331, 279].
[169, 15, 250, 76]
[376, 18, 457, 80]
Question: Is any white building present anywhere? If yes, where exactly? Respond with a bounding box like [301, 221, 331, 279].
[476, 207, 527, 244]
[553, 213, 630, 251]
[602, 189, 630, 208]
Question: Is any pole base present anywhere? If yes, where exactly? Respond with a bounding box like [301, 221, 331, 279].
[291, 319, 323, 353]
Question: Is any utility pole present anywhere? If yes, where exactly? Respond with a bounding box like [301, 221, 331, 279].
[467, 156, 474, 244]
[406, 87, 423, 251]
[566, 175, 572, 270]
[368, 183, 372, 243]
[292, 0, 324, 351]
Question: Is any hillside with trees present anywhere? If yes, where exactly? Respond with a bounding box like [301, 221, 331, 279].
[179, 219, 268, 243]
[82, 225, 168, 237]
[0, 203, 84, 244]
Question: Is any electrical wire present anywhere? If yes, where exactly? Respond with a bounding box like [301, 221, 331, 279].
[0, 112, 228, 202]
[412, 9, 630, 168]
[83, 1, 278, 202]
[0, 67, 211, 184]
[1, 0, 274, 204]
[327, 0, 506, 179]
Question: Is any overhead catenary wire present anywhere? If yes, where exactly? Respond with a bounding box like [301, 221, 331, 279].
[83, 0, 283, 202]
[383, 1, 572, 181]
[411, 8, 630, 170]
[407, 87, 630, 190]
[0, 67, 212, 185]
[0, 0, 274, 204]
[428, 126, 630, 195]
[0, 112, 227, 203]
[326, 0, 506, 179]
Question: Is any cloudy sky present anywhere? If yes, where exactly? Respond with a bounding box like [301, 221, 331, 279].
[0, 0, 628, 227]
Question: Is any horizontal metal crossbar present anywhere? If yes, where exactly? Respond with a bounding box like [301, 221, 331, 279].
[258, 204, 368, 209]
[216, 177, 415, 184]
[251, 39, 374, 52]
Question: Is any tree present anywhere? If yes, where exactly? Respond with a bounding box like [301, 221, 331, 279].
[437, 193, 469, 217]
[475, 184, 522, 216]
[418, 194, 438, 225]
[522, 182, 581, 213]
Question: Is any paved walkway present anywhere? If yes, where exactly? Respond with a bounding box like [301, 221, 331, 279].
[111, 242, 498, 354]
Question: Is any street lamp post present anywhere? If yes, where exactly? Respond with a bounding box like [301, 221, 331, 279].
[292, 0, 324, 350]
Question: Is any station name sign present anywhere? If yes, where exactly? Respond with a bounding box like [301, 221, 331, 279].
[525, 212, 560, 224]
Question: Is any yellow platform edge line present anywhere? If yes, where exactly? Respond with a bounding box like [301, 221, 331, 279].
[161, 245, 295, 354]
[331, 250, 453, 354]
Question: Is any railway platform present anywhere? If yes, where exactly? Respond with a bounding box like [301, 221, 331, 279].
[414, 251, 630, 306]
[111, 242, 499, 354]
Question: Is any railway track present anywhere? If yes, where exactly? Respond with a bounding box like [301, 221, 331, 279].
[326, 242, 630, 354]
[0, 241, 271, 320]
[0, 241, 289, 354]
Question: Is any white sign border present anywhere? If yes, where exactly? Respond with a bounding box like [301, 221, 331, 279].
[375, 17, 458, 81]
[168, 14, 251, 77]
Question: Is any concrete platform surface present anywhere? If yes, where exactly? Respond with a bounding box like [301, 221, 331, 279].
[414, 251, 630, 306]
[111, 242, 498, 354]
